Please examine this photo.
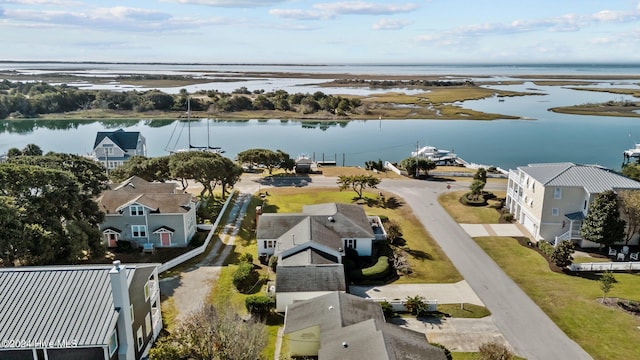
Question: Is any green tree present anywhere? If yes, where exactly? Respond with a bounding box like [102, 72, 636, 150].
[599, 271, 616, 301]
[405, 295, 426, 315]
[580, 190, 626, 249]
[399, 157, 436, 178]
[469, 178, 486, 201]
[337, 174, 381, 199]
[550, 240, 574, 268]
[6, 147, 22, 158]
[21, 143, 43, 156]
[618, 190, 640, 244]
[233, 261, 260, 294]
[622, 163, 640, 182]
[245, 295, 275, 318]
[236, 148, 289, 175]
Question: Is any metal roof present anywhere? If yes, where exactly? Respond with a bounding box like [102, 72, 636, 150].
[0, 265, 144, 349]
[519, 163, 640, 193]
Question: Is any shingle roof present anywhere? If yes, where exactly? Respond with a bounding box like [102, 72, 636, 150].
[94, 129, 142, 151]
[319, 318, 446, 360]
[275, 265, 346, 293]
[284, 292, 383, 335]
[520, 163, 640, 193]
[98, 191, 195, 214]
[281, 248, 340, 266]
[0, 264, 153, 348]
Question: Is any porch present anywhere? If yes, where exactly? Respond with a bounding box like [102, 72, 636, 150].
[554, 211, 583, 246]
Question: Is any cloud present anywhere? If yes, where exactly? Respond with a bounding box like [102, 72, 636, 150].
[268, 9, 330, 20]
[0, 0, 80, 5]
[2, 6, 227, 32]
[160, 0, 288, 7]
[314, 1, 418, 15]
[372, 18, 411, 30]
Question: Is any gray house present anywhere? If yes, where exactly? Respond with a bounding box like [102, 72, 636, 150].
[283, 292, 447, 360]
[98, 176, 198, 249]
[93, 129, 147, 170]
[0, 261, 162, 360]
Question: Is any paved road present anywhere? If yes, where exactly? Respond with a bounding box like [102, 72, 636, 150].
[378, 179, 591, 360]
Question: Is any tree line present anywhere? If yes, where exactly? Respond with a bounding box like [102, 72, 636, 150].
[0, 79, 363, 119]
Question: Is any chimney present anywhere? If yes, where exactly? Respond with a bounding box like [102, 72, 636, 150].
[109, 260, 135, 360]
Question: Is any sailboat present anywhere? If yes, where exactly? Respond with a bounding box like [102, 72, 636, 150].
[165, 97, 224, 154]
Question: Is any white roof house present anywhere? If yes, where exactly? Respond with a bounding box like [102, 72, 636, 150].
[506, 163, 640, 247]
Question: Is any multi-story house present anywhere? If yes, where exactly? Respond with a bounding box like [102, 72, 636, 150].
[97, 176, 198, 249]
[0, 261, 162, 360]
[93, 129, 146, 170]
[506, 162, 640, 247]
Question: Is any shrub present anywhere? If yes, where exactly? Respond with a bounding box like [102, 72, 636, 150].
[239, 252, 254, 264]
[268, 255, 278, 272]
[538, 241, 555, 258]
[384, 219, 403, 244]
[478, 341, 514, 360]
[245, 295, 275, 317]
[501, 213, 514, 222]
[380, 301, 394, 319]
[461, 192, 487, 206]
[551, 240, 574, 268]
[233, 262, 259, 293]
[430, 343, 453, 360]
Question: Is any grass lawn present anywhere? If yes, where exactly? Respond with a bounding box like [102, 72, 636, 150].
[438, 190, 506, 224]
[262, 187, 462, 284]
[475, 236, 640, 360]
[437, 303, 491, 318]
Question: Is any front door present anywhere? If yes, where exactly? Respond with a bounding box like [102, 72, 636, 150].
[106, 233, 118, 247]
[160, 232, 171, 246]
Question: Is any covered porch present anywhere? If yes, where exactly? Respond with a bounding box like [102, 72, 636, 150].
[554, 211, 583, 246]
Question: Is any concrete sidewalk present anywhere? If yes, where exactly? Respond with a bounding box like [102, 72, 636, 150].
[350, 280, 484, 306]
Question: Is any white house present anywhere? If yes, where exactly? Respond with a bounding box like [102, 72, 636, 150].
[506, 162, 640, 247]
[93, 129, 146, 170]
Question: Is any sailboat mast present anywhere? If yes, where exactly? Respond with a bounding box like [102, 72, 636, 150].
[187, 97, 192, 148]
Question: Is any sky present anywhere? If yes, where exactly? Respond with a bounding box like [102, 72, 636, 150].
[1, 0, 640, 64]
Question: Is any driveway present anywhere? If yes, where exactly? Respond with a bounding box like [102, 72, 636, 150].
[460, 223, 530, 238]
[379, 179, 591, 360]
[350, 281, 484, 306]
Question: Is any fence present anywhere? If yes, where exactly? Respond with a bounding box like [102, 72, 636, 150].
[384, 161, 407, 176]
[569, 261, 640, 272]
[369, 298, 438, 312]
[158, 191, 236, 273]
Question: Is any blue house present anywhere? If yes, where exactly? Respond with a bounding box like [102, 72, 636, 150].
[93, 129, 147, 170]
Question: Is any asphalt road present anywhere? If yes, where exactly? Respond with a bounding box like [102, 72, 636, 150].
[378, 179, 592, 360]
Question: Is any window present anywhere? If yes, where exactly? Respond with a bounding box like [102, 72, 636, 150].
[584, 200, 588, 210]
[130, 304, 135, 322]
[145, 314, 152, 337]
[108, 330, 118, 356]
[130, 205, 144, 216]
[144, 282, 150, 301]
[346, 239, 357, 249]
[552, 208, 559, 216]
[554, 187, 562, 199]
[132, 225, 147, 238]
[265, 240, 275, 248]
[137, 326, 144, 351]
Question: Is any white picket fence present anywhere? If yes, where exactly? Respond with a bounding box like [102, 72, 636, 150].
[158, 191, 236, 273]
[569, 261, 640, 272]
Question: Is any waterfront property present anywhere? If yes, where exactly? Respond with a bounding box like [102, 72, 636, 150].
[283, 292, 447, 360]
[97, 176, 198, 249]
[0, 261, 162, 360]
[506, 162, 640, 247]
[93, 129, 147, 170]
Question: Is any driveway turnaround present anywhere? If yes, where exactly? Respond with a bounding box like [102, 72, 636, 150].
[379, 179, 592, 360]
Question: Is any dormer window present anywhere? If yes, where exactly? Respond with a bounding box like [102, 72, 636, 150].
[130, 205, 144, 216]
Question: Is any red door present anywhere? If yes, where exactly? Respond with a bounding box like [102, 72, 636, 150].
[107, 233, 118, 248]
[161, 233, 171, 246]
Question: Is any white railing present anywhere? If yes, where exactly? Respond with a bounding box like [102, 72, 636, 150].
[569, 261, 640, 272]
[384, 161, 407, 176]
[158, 191, 236, 273]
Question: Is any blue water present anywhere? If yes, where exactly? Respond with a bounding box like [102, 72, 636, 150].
[1, 62, 639, 171]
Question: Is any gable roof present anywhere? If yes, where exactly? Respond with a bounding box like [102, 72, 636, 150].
[281, 247, 340, 266]
[0, 264, 156, 348]
[256, 203, 375, 255]
[275, 265, 346, 293]
[98, 191, 195, 214]
[110, 176, 177, 194]
[519, 163, 640, 193]
[94, 129, 142, 151]
[284, 292, 383, 335]
[319, 318, 447, 360]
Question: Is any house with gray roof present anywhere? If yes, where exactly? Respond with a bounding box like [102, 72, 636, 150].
[257, 202, 386, 259]
[97, 176, 198, 249]
[506, 163, 640, 247]
[283, 292, 446, 360]
[0, 261, 162, 360]
[274, 264, 347, 312]
[93, 129, 146, 170]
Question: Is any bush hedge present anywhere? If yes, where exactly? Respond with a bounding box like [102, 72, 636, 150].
[232, 262, 259, 294]
[461, 192, 488, 206]
[245, 295, 275, 316]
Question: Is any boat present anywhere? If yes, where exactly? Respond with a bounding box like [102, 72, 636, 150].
[624, 144, 640, 163]
[165, 97, 224, 154]
[411, 144, 458, 165]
